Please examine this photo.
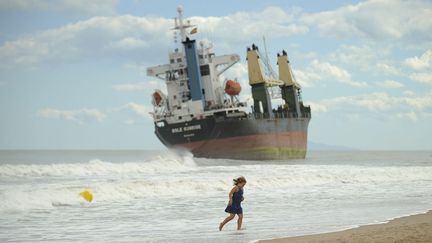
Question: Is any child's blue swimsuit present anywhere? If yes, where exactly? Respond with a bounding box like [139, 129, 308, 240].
[225, 188, 243, 214]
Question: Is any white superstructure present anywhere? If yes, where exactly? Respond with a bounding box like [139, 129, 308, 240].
[147, 6, 240, 124]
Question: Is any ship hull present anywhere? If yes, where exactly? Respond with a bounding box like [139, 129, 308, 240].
[155, 116, 310, 160]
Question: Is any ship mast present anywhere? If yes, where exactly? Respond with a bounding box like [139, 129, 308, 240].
[262, 36, 281, 99]
[173, 5, 193, 42]
[262, 36, 277, 79]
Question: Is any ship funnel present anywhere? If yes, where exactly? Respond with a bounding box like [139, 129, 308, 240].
[183, 38, 205, 109]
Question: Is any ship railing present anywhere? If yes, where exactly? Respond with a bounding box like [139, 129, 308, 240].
[251, 111, 311, 120]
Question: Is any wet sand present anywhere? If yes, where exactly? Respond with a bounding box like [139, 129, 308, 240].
[258, 211, 432, 243]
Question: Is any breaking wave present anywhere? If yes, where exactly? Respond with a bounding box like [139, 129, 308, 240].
[0, 152, 196, 178]
[1, 153, 431, 212]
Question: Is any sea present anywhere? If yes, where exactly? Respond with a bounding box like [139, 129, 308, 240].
[1, 150, 431, 242]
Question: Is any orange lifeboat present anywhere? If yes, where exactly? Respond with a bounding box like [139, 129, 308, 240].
[152, 91, 162, 106]
[224, 80, 241, 96]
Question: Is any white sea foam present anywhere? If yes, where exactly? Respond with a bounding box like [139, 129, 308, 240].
[0, 186, 84, 211]
[1, 159, 432, 213]
[0, 153, 196, 177]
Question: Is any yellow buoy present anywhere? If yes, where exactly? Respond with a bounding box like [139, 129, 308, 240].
[79, 190, 93, 202]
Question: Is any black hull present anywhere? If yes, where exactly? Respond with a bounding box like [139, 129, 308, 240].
[155, 115, 310, 160]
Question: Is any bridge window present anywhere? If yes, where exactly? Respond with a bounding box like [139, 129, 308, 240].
[200, 65, 210, 76]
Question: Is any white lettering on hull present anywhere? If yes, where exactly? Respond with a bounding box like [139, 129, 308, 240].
[171, 124, 201, 134]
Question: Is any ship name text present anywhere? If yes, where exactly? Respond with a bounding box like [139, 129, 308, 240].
[171, 124, 202, 133]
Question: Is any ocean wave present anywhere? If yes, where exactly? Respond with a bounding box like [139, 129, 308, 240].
[248, 164, 432, 189]
[0, 177, 231, 212]
[1, 163, 432, 212]
[0, 152, 196, 177]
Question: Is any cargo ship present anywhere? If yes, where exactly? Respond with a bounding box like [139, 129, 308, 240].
[146, 6, 311, 160]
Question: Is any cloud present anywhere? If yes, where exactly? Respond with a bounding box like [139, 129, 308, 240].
[396, 111, 418, 122]
[333, 92, 394, 112]
[0, 15, 172, 66]
[292, 69, 321, 88]
[328, 44, 401, 77]
[404, 50, 432, 70]
[120, 102, 153, 119]
[409, 72, 432, 85]
[108, 37, 149, 50]
[377, 80, 404, 89]
[404, 50, 432, 85]
[305, 91, 432, 121]
[0, 0, 118, 16]
[301, 0, 432, 45]
[305, 60, 369, 88]
[114, 102, 168, 124]
[124, 119, 136, 125]
[403, 91, 432, 110]
[403, 90, 415, 96]
[375, 63, 400, 76]
[329, 45, 382, 69]
[37, 102, 154, 125]
[37, 108, 106, 124]
[190, 7, 308, 47]
[0, 7, 308, 67]
[305, 101, 328, 113]
[112, 83, 149, 92]
[112, 80, 165, 92]
[2, 2, 431, 69]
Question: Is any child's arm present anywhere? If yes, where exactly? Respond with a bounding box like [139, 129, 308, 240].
[228, 186, 238, 205]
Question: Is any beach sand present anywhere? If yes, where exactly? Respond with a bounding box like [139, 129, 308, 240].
[258, 211, 432, 243]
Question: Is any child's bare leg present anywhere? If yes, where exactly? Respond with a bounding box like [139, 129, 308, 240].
[219, 214, 235, 231]
[237, 214, 243, 230]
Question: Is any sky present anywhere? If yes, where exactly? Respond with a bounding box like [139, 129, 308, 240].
[0, 0, 431, 150]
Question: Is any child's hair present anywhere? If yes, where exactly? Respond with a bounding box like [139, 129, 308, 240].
[233, 176, 247, 185]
